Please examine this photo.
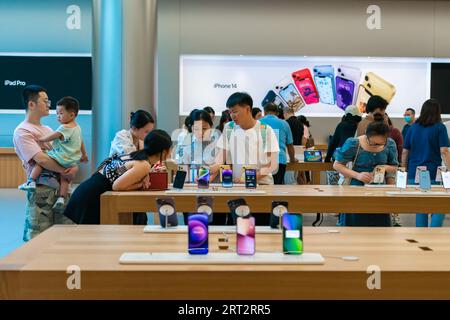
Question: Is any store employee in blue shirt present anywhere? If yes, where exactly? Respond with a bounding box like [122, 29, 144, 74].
[402, 99, 450, 227]
[260, 103, 297, 184]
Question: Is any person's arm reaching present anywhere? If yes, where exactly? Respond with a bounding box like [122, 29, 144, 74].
[333, 161, 373, 183]
[441, 147, 450, 169]
[112, 161, 150, 191]
[80, 141, 89, 162]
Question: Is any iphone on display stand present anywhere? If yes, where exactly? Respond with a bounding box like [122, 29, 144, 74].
[173, 170, 187, 189]
[188, 213, 209, 255]
[197, 166, 210, 189]
[419, 169, 431, 191]
[236, 215, 255, 255]
[220, 165, 233, 188]
[291, 68, 319, 105]
[244, 168, 257, 189]
[313, 65, 336, 105]
[396, 168, 407, 189]
[435, 166, 447, 183]
[414, 166, 427, 184]
[282, 213, 303, 255]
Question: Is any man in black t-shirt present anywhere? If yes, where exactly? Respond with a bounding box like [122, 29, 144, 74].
[283, 107, 304, 145]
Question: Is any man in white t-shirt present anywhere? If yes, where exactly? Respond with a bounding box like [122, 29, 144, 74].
[211, 92, 280, 185]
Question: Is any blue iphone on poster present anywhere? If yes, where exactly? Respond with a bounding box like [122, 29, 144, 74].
[313, 65, 336, 105]
[419, 170, 431, 191]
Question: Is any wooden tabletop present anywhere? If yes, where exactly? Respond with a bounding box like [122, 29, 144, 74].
[1, 225, 450, 299]
[100, 184, 450, 224]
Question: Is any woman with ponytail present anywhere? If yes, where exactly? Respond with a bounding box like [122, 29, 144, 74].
[109, 109, 155, 157]
[64, 130, 173, 224]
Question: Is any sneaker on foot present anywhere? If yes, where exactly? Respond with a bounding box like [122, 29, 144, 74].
[18, 180, 36, 191]
[53, 197, 65, 210]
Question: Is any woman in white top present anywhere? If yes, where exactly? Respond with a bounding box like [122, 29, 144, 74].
[109, 109, 155, 225]
[176, 110, 220, 167]
[109, 110, 155, 157]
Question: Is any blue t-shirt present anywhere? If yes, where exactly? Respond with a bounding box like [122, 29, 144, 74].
[334, 137, 398, 185]
[259, 115, 293, 164]
[403, 122, 449, 181]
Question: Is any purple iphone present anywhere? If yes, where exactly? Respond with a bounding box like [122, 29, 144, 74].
[336, 76, 355, 110]
[188, 213, 209, 254]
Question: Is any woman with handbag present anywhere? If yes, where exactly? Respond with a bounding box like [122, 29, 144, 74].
[333, 121, 399, 226]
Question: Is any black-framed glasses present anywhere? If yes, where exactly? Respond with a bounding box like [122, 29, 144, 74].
[367, 136, 387, 147]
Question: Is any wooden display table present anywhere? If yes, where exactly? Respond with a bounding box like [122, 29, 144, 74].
[100, 184, 450, 224]
[1, 225, 450, 299]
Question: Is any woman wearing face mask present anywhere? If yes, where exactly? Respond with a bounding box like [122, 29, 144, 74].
[333, 121, 399, 226]
[64, 130, 173, 224]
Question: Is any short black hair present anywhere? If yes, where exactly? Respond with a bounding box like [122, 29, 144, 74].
[406, 108, 416, 114]
[416, 99, 442, 127]
[263, 102, 278, 115]
[366, 95, 388, 114]
[366, 121, 390, 138]
[252, 107, 262, 118]
[203, 106, 215, 115]
[226, 92, 253, 109]
[191, 110, 213, 127]
[22, 85, 47, 110]
[57, 96, 79, 116]
[130, 109, 154, 129]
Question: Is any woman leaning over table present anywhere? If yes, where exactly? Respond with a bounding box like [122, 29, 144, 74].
[333, 121, 399, 227]
[64, 130, 172, 225]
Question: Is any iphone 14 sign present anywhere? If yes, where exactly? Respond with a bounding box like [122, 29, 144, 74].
[292, 68, 319, 105]
[188, 213, 209, 254]
[236, 216, 255, 255]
